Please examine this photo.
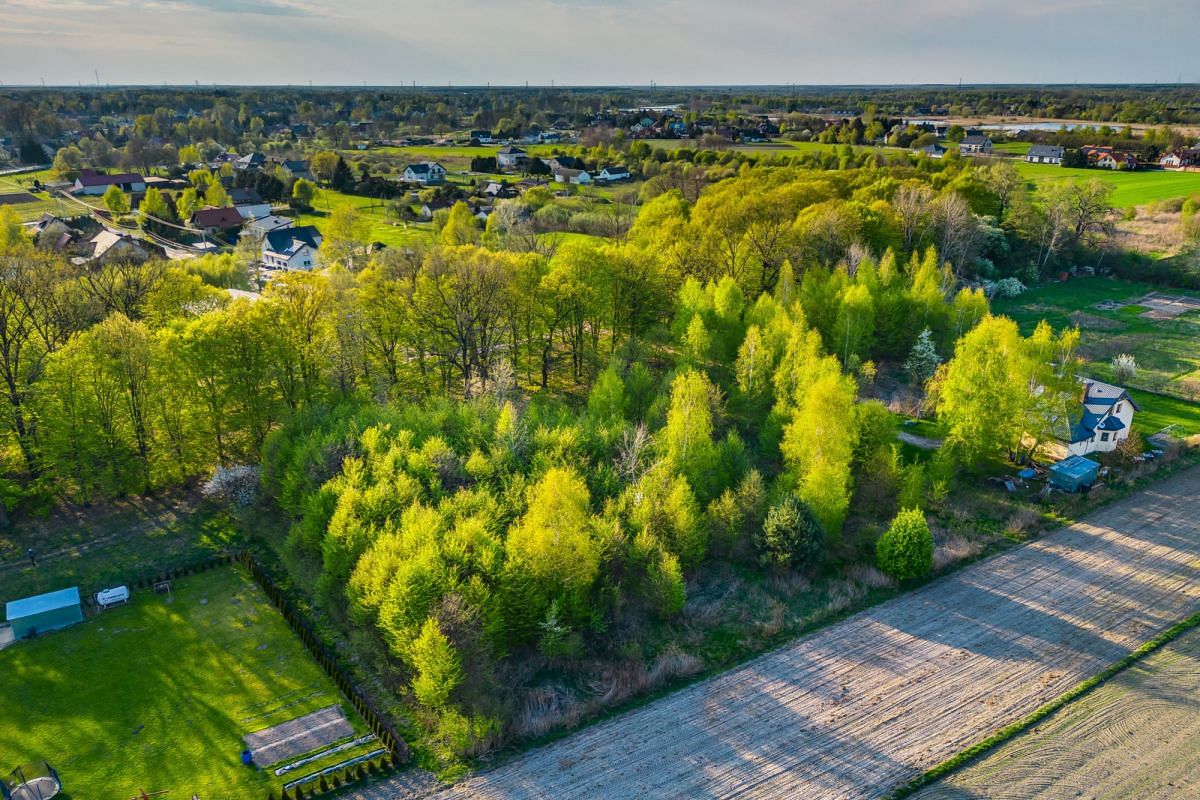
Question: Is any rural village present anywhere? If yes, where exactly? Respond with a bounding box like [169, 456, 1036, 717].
[1, 28, 1200, 800]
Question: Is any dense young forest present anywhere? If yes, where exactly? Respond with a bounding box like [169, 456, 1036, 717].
[0, 140, 1131, 767]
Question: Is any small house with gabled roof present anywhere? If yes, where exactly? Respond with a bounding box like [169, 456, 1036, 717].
[402, 161, 447, 184]
[1067, 379, 1139, 456]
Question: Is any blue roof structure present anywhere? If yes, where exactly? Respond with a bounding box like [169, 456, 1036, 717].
[6, 587, 81, 622]
[1049, 455, 1100, 491]
[264, 225, 321, 257]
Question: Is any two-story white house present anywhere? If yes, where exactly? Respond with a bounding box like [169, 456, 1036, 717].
[261, 225, 323, 271]
[402, 161, 447, 184]
[1067, 379, 1139, 456]
[496, 145, 527, 169]
[959, 135, 993, 155]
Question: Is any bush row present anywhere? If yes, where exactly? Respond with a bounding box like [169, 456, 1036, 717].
[269, 755, 402, 800]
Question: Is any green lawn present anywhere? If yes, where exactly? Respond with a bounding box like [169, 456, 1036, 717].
[1012, 160, 1200, 208]
[993, 276, 1200, 431]
[0, 171, 70, 222]
[1127, 388, 1200, 437]
[298, 185, 435, 248]
[0, 566, 374, 799]
[992, 142, 1032, 155]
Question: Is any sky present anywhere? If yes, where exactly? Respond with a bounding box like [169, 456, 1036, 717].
[0, 0, 1197, 87]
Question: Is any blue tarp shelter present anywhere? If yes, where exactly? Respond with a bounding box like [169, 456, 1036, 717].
[1048, 455, 1100, 493]
[5, 587, 83, 639]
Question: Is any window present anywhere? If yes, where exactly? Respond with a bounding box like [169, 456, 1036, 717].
[1101, 433, 1110, 442]
[1115, 403, 1122, 413]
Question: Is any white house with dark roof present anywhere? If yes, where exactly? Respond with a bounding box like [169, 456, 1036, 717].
[1026, 145, 1065, 165]
[596, 165, 630, 182]
[959, 135, 993, 154]
[261, 225, 323, 271]
[496, 145, 527, 169]
[1067, 379, 1139, 456]
[229, 187, 272, 220]
[552, 166, 592, 185]
[73, 170, 146, 195]
[402, 161, 447, 184]
[277, 159, 314, 181]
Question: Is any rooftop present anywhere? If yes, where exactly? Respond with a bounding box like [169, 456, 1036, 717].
[6, 587, 81, 621]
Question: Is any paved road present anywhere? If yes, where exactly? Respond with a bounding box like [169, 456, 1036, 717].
[365, 467, 1200, 799]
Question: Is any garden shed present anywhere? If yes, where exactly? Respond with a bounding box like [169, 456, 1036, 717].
[5, 587, 83, 640]
[1048, 455, 1100, 493]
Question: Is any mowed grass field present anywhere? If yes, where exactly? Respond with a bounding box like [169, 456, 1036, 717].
[993, 276, 1200, 435]
[297, 185, 434, 248]
[914, 624, 1200, 799]
[0, 168, 66, 222]
[998, 277, 1200, 424]
[1013, 159, 1200, 208]
[0, 566, 372, 800]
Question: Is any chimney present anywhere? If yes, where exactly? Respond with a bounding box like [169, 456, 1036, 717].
[1080, 379, 1092, 405]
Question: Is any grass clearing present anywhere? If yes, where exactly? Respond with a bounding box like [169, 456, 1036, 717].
[1012, 160, 1200, 208]
[0, 172, 70, 222]
[0, 565, 374, 800]
[993, 276, 1200, 424]
[0, 492, 242, 605]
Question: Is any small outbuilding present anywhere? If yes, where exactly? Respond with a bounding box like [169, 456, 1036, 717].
[5, 587, 84, 640]
[1048, 455, 1100, 493]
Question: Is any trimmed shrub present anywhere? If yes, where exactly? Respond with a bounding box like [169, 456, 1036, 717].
[875, 507, 934, 581]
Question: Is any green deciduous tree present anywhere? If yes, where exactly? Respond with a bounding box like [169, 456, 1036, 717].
[662, 369, 717, 495]
[102, 184, 129, 215]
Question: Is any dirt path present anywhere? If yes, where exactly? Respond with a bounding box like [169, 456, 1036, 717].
[897, 431, 943, 450]
[393, 466, 1200, 799]
[914, 625, 1200, 799]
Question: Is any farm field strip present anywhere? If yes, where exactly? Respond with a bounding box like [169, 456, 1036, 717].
[913, 624, 1200, 799]
[414, 467, 1200, 799]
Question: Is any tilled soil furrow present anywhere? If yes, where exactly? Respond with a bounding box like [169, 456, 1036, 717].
[396, 468, 1200, 799]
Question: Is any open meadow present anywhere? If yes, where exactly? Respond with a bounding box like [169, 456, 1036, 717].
[0, 566, 376, 800]
[0, 168, 68, 222]
[992, 276, 1200, 434]
[1013, 160, 1200, 208]
[914, 624, 1200, 799]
